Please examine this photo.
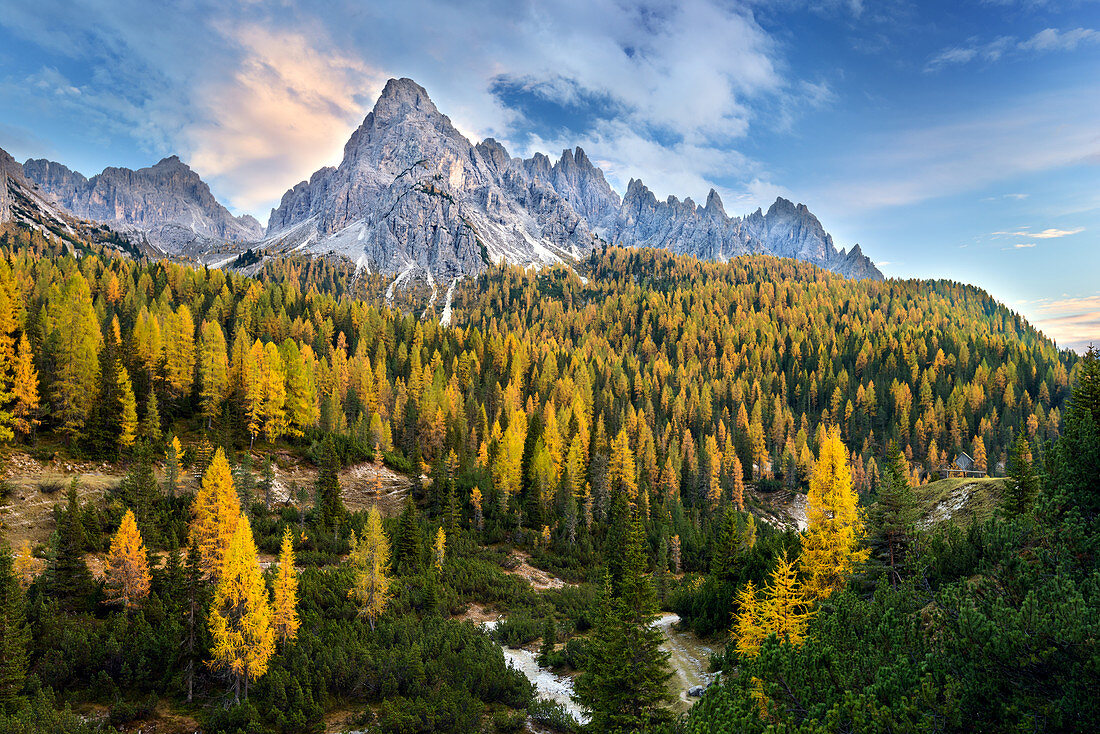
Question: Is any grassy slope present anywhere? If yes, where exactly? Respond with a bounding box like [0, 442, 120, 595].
[915, 476, 1005, 528]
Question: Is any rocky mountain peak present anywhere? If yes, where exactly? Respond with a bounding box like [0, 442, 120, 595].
[704, 189, 726, 219]
[371, 77, 441, 123]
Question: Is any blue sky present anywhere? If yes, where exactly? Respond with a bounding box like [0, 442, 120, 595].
[0, 0, 1097, 350]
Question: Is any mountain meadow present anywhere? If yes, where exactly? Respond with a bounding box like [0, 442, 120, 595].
[0, 226, 1095, 734]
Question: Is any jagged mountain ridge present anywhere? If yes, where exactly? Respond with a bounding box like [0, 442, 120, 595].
[8, 76, 881, 283]
[0, 147, 159, 256]
[263, 78, 882, 283]
[22, 155, 263, 254]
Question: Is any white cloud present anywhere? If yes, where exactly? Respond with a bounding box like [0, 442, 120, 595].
[1021, 27, 1100, 52]
[1013, 243, 1036, 248]
[927, 36, 1014, 71]
[927, 26, 1100, 70]
[184, 24, 387, 211]
[1032, 227, 1084, 238]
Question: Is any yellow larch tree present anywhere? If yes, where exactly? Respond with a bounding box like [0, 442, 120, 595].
[732, 552, 813, 658]
[608, 427, 638, 505]
[733, 580, 764, 658]
[762, 551, 814, 646]
[198, 320, 229, 428]
[116, 362, 138, 450]
[748, 420, 768, 480]
[262, 341, 288, 442]
[164, 304, 196, 401]
[972, 435, 987, 471]
[433, 527, 446, 572]
[731, 453, 745, 510]
[12, 334, 39, 438]
[104, 509, 151, 610]
[189, 448, 241, 579]
[13, 540, 38, 589]
[272, 527, 299, 645]
[244, 340, 267, 447]
[471, 486, 484, 530]
[348, 506, 391, 630]
[209, 514, 274, 703]
[46, 272, 100, 440]
[800, 425, 868, 601]
[705, 433, 722, 511]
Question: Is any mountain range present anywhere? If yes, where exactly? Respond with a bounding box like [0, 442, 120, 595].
[4, 77, 882, 285]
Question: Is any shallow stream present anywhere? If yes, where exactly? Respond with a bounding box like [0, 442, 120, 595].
[484, 613, 722, 723]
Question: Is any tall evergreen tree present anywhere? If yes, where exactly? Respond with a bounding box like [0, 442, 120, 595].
[183, 539, 205, 703]
[868, 443, 919, 586]
[47, 484, 94, 609]
[1004, 435, 1040, 515]
[394, 497, 422, 575]
[1071, 345, 1100, 426]
[0, 546, 28, 709]
[121, 441, 161, 541]
[314, 436, 346, 532]
[575, 492, 672, 732]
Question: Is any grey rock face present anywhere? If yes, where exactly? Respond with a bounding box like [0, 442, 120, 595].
[23, 155, 263, 253]
[263, 78, 596, 281]
[0, 147, 70, 229]
[602, 186, 882, 279]
[1, 146, 156, 256]
[266, 78, 882, 284]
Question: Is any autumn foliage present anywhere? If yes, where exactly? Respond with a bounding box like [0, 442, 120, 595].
[104, 509, 151, 610]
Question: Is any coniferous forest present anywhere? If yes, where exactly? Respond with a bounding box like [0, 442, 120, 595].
[0, 227, 1096, 733]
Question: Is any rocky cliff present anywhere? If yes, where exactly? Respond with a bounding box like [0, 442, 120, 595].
[23, 155, 263, 253]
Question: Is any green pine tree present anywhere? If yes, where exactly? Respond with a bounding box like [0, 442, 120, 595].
[1004, 435, 1040, 515]
[47, 485, 94, 610]
[868, 443, 919, 586]
[141, 390, 162, 447]
[259, 457, 276, 510]
[183, 538, 206, 703]
[315, 437, 346, 532]
[120, 441, 162, 543]
[538, 613, 557, 667]
[0, 546, 29, 709]
[1071, 345, 1100, 426]
[575, 492, 672, 731]
[394, 497, 422, 575]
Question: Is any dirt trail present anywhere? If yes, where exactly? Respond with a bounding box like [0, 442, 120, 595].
[502, 549, 569, 590]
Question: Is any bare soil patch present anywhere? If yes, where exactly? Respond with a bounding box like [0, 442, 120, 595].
[504, 550, 568, 590]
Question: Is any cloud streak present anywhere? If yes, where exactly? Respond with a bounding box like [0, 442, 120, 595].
[927, 27, 1100, 70]
[1029, 295, 1100, 352]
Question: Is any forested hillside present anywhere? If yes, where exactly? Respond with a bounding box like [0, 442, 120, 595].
[0, 226, 1092, 733]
